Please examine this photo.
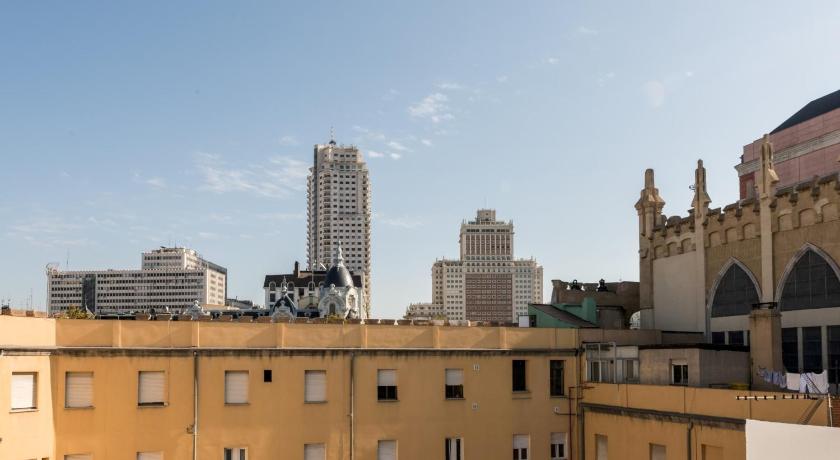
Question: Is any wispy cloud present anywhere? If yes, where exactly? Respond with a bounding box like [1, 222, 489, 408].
[368, 150, 385, 158]
[145, 177, 166, 188]
[496, 75, 509, 83]
[543, 57, 561, 65]
[576, 25, 598, 36]
[389, 153, 402, 160]
[376, 213, 422, 229]
[408, 93, 454, 123]
[256, 212, 305, 221]
[436, 82, 462, 90]
[387, 141, 409, 152]
[5, 216, 91, 247]
[278, 135, 299, 146]
[197, 231, 219, 240]
[420, 139, 433, 147]
[643, 70, 695, 108]
[597, 72, 616, 86]
[195, 153, 309, 199]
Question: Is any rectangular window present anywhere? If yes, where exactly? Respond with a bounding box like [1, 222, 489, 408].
[445, 369, 465, 399]
[550, 432, 567, 459]
[802, 327, 823, 372]
[829, 326, 840, 384]
[377, 440, 397, 460]
[445, 438, 463, 460]
[224, 371, 249, 404]
[223, 447, 247, 460]
[727, 331, 745, 346]
[137, 452, 163, 460]
[622, 359, 639, 383]
[671, 360, 688, 386]
[65, 372, 93, 408]
[11, 372, 37, 410]
[782, 327, 799, 372]
[377, 369, 398, 401]
[650, 444, 666, 460]
[512, 360, 527, 392]
[138, 371, 165, 406]
[304, 443, 325, 460]
[711, 331, 725, 345]
[305, 370, 327, 402]
[513, 434, 529, 460]
[264, 370, 272, 383]
[550, 360, 564, 396]
[65, 455, 93, 460]
[596, 434, 607, 460]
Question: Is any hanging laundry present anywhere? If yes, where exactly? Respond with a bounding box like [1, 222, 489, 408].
[786, 372, 800, 392]
[802, 371, 829, 394]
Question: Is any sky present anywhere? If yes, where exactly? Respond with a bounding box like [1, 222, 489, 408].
[1, 1, 840, 317]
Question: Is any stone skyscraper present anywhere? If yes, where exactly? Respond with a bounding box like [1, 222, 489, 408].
[306, 139, 372, 316]
[431, 209, 543, 322]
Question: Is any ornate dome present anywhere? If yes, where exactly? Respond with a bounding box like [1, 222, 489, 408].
[324, 242, 354, 288]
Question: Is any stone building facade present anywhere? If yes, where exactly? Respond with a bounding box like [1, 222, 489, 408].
[637, 133, 840, 384]
[429, 209, 542, 322]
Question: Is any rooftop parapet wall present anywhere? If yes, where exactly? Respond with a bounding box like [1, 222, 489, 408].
[583, 383, 829, 427]
[0, 316, 580, 351]
[648, 173, 840, 261]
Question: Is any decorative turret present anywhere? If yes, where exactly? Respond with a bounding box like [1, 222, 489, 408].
[635, 169, 665, 239]
[691, 159, 712, 217]
[757, 134, 779, 199]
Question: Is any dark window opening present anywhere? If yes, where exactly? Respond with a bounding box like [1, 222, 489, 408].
[263, 369, 272, 383]
[512, 360, 527, 392]
[802, 326, 823, 373]
[377, 385, 398, 401]
[782, 327, 799, 372]
[780, 249, 840, 311]
[550, 360, 564, 397]
[711, 264, 759, 317]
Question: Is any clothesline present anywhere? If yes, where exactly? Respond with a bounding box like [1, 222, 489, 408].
[756, 367, 829, 394]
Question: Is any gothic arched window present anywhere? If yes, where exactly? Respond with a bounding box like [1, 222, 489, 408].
[780, 249, 840, 311]
[711, 263, 759, 317]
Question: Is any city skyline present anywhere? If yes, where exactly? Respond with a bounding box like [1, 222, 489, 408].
[2, 2, 840, 318]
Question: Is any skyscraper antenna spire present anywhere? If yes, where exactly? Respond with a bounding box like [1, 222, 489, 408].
[330, 126, 336, 144]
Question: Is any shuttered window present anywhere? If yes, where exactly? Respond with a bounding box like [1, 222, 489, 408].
[137, 452, 163, 460]
[305, 370, 327, 402]
[138, 371, 165, 406]
[596, 435, 607, 460]
[65, 372, 93, 408]
[65, 454, 93, 460]
[550, 432, 567, 459]
[513, 434, 529, 460]
[223, 447, 247, 460]
[304, 443, 326, 460]
[377, 440, 396, 460]
[224, 371, 249, 404]
[445, 369, 464, 399]
[650, 444, 666, 460]
[11, 372, 36, 410]
[377, 370, 398, 401]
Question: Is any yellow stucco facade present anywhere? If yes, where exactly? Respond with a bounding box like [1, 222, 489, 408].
[0, 316, 833, 459]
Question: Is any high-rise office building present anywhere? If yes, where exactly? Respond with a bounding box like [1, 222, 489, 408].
[307, 139, 372, 315]
[431, 209, 543, 322]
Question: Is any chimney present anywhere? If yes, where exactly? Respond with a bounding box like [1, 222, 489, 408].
[294, 261, 300, 277]
[749, 301, 783, 390]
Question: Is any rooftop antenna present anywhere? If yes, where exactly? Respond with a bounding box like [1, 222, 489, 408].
[66, 250, 70, 270]
[330, 126, 336, 144]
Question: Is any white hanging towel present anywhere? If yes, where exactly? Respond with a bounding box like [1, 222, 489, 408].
[785, 373, 800, 392]
[803, 371, 829, 394]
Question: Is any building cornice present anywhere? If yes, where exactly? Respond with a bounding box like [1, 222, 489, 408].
[736, 128, 840, 176]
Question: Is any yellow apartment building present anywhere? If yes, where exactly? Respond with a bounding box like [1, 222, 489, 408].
[0, 314, 835, 460]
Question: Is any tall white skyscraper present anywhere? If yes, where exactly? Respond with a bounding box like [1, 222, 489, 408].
[307, 139, 372, 316]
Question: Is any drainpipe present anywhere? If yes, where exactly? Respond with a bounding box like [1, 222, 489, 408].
[193, 351, 199, 460]
[349, 352, 355, 460]
[686, 420, 694, 460]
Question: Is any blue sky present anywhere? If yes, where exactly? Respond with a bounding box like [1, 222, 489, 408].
[2, 1, 839, 316]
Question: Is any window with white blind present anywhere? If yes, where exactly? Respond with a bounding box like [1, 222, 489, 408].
[445, 438, 463, 460]
[11, 372, 37, 410]
[513, 434, 529, 460]
[138, 371, 166, 406]
[649, 444, 665, 460]
[305, 370, 327, 402]
[137, 452, 163, 460]
[550, 432, 567, 459]
[223, 447, 246, 460]
[65, 454, 93, 460]
[224, 371, 249, 405]
[304, 443, 325, 460]
[377, 440, 397, 460]
[377, 369, 398, 401]
[65, 372, 93, 408]
[445, 369, 464, 399]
